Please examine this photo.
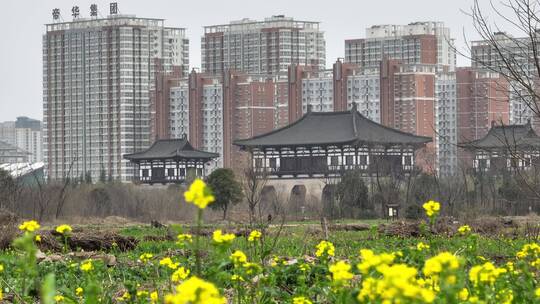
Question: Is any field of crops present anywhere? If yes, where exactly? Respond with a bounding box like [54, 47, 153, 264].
[1, 179, 540, 303]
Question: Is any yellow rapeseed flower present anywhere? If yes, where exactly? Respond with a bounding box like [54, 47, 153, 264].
[299, 263, 310, 272]
[231, 274, 244, 282]
[423, 252, 460, 278]
[35, 235, 41, 242]
[212, 230, 235, 244]
[171, 267, 190, 283]
[458, 288, 469, 301]
[160, 257, 180, 270]
[358, 263, 435, 303]
[55, 224, 73, 235]
[243, 262, 262, 275]
[469, 262, 507, 286]
[19, 220, 40, 232]
[517, 243, 540, 260]
[416, 242, 430, 251]
[117, 292, 131, 302]
[329, 260, 354, 283]
[292, 296, 313, 304]
[80, 260, 94, 272]
[230, 250, 248, 265]
[357, 249, 395, 274]
[76, 287, 83, 297]
[458, 225, 471, 235]
[177, 234, 193, 243]
[54, 295, 65, 302]
[183, 179, 215, 209]
[422, 200, 440, 218]
[150, 291, 159, 303]
[536, 287, 540, 298]
[248, 230, 262, 242]
[139, 253, 154, 264]
[137, 290, 149, 298]
[164, 276, 225, 304]
[315, 240, 335, 257]
[0, 264, 3, 272]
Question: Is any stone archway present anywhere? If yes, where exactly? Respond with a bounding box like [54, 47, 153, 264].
[290, 185, 307, 219]
[322, 184, 337, 219]
[260, 185, 279, 218]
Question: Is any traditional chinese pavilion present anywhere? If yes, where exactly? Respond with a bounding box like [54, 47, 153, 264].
[461, 121, 540, 173]
[234, 106, 431, 178]
[124, 137, 219, 184]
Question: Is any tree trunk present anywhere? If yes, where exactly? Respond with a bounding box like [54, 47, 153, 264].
[222, 205, 228, 220]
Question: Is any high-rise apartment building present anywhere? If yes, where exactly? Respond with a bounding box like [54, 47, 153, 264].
[471, 33, 536, 130]
[202, 16, 326, 76]
[0, 121, 16, 147]
[347, 73, 381, 123]
[435, 72, 458, 176]
[456, 68, 509, 144]
[15, 117, 42, 164]
[43, 14, 188, 181]
[0, 117, 43, 164]
[345, 22, 455, 71]
[165, 70, 289, 170]
[287, 60, 381, 123]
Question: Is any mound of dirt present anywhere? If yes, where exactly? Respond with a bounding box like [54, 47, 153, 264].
[378, 221, 422, 238]
[38, 230, 138, 252]
[329, 223, 371, 232]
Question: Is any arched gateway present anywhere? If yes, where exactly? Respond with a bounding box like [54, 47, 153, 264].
[234, 105, 431, 201]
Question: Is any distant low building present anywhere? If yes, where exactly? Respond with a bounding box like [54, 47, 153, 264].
[124, 137, 219, 185]
[0, 162, 44, 185]
[0, 117, 42, 163]
[0, 140, 30, 164]
[461, 121, 540, 173]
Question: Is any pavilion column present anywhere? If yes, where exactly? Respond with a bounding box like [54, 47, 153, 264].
[176, 160, 180, 182]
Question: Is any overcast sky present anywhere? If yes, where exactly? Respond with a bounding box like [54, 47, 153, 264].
[0, 0, 514, 122]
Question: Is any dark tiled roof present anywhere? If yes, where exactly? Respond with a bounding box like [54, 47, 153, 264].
[461, 123, 540, 149]
[124, 138, 219, 161]
[234, 109, 432, 147]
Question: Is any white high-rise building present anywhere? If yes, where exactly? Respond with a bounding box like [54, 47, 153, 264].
[435, 73, 458, 176]
[43, 14, 188, 181]
[169, 80, 224, 170]
[301, 71, 334, 113]
[201, 82, 224, 169]
[347, 74, 381, 123]
[169, 84, 190, 139]
[202, 16, 326, 76]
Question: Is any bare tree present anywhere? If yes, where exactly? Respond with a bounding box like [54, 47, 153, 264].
[458, 0, 540, 210]
[242, 153, 268, 225]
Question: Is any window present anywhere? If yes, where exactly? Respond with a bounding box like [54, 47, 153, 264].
[359, 155, 368, 165]
[167, 168, 175, 176]
[404, 156, 412, 166]
[255, 158, 263, 168]
[345, 155, 354, 165]
[269, 158, 277, 168]
[330, 156, 339, 166]
[142, 169, 148, 177]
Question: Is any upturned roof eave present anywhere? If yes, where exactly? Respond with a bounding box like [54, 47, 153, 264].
[234, 138, 431, 149]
